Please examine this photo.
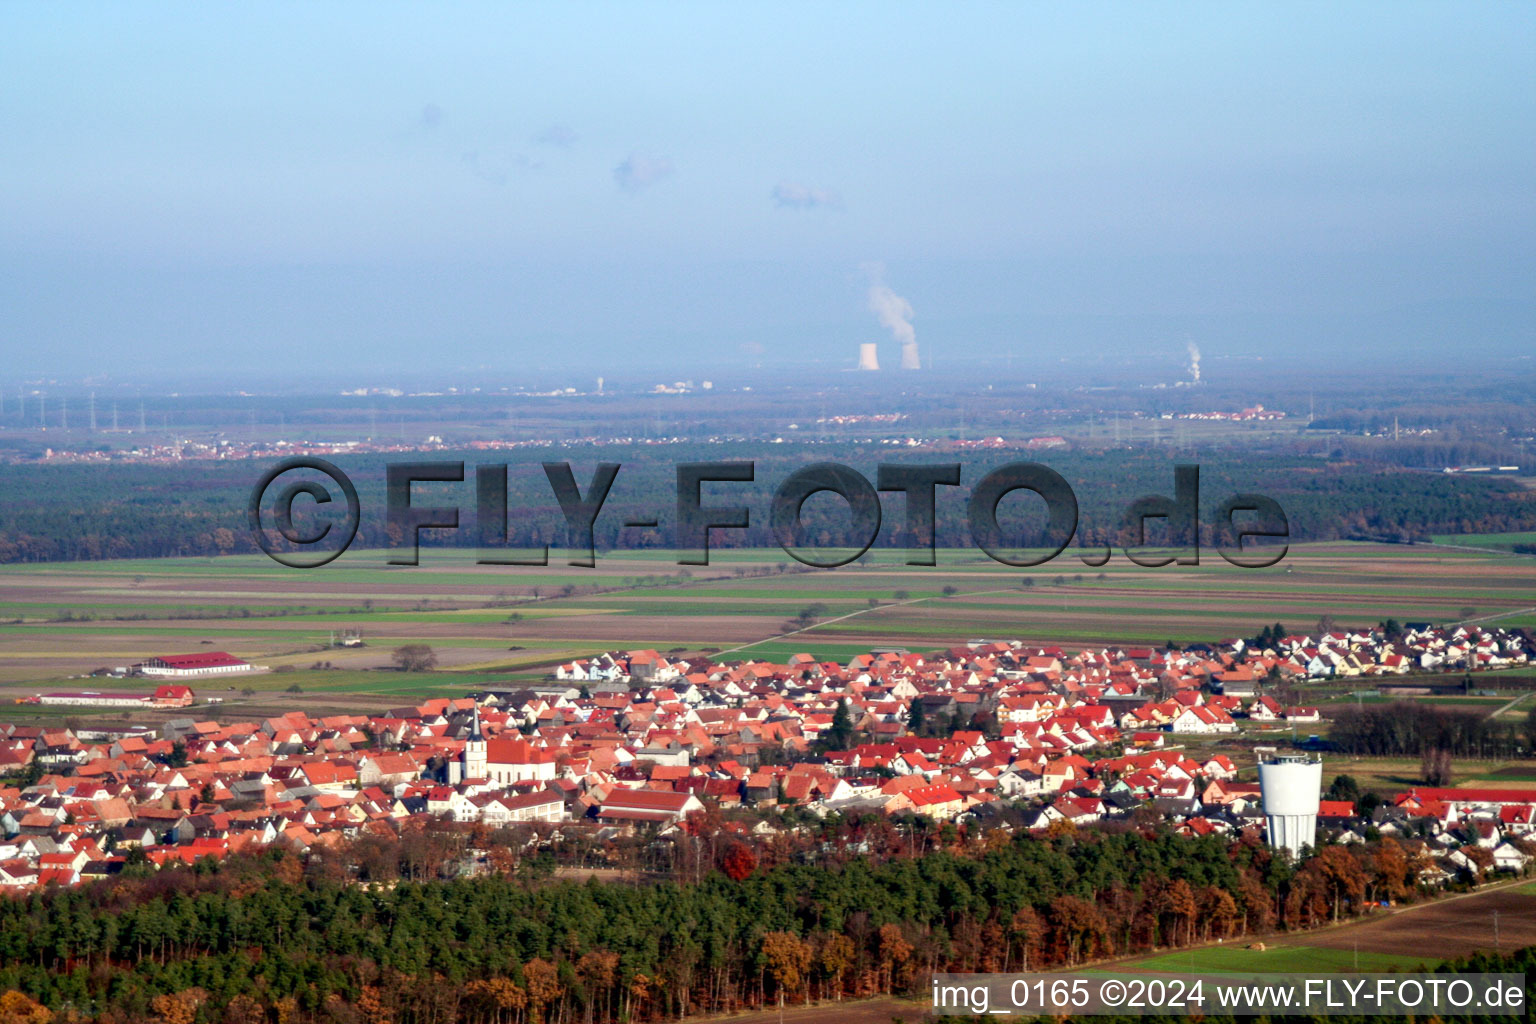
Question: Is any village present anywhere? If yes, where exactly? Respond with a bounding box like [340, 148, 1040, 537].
[1, 622, 1533, 891]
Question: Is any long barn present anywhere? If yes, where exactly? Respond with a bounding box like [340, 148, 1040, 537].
[137, 652, 252, 678]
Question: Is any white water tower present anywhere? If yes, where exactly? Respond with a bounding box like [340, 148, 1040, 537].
[1258, 753, 1321, 861]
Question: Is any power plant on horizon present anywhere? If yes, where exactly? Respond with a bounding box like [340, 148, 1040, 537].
[858, 275, 922, 370]
[856, 339, 921, 371]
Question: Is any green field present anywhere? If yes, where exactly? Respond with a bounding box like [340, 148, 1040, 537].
[1126, 944, 1436, 974]
[1432, 531, 1536, 551]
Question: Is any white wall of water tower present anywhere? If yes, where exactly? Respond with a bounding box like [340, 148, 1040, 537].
[1258, 755, 1322, 861]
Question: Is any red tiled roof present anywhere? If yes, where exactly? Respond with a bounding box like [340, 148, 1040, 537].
[602, 789, 694, 812]
[150, 653, 248, 669]
[1407, 788, 1536, 805]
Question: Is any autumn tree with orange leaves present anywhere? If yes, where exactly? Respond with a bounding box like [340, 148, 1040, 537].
[817, 934, 855, 1001]
[0, 991, 51, 1024]
[760, 931, 813, 1018]
[876, 923, 912, 994]
[524, 959, 564, 1024]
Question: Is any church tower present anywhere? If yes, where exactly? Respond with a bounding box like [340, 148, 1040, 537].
[462, 705, 487, 781]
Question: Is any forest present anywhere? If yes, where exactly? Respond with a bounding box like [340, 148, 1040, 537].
[0, 818, 1496, 1024]
[2, 446, 1533, 563]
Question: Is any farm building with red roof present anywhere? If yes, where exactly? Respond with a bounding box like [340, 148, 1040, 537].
[138, 652, 252, 678]
[595, 789, 704, 825]
[152, 685, 196, 707]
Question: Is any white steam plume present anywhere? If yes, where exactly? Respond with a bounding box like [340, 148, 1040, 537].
[865, 266, 919, 369]
[1186, 340, 1201, 383]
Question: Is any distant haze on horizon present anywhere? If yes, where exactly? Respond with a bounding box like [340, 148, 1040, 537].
[2, 4, 1533, 383]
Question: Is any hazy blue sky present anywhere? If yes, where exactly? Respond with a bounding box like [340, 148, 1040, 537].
[3, 3, 1532, 383]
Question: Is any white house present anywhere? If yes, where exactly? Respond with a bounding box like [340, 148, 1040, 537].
[1492, 842, 1531, 873]
[1169, 706, 1237, 734]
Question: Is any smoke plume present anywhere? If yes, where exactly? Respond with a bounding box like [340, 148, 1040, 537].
[1186, 340, 1201, 383]
[866, 267, 919, 370]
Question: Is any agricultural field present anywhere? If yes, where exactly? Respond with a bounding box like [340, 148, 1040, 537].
[1431, 531, 1536, 552]
[2, 540, 1534, 723]
[1126, 944, 1431, 974]
[1299, 754, 1536, 794]
[1121, 881, 1536, 973]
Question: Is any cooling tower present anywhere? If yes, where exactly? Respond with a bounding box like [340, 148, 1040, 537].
[899, 341, 920, 370]
[1258, 754, 1322, 861]
[858, 342, 881, 371]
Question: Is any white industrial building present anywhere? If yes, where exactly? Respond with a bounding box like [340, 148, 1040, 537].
[38, 691, 151, 708]
[137, 652, 252, 677]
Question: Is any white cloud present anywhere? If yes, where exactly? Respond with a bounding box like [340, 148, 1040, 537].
[771, 181, 841, 210]
[535, 124, 579, 148]
[614, 153, 674, 192]
[461, 150, 544, 186]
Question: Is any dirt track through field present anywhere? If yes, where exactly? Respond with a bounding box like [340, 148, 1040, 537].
[1296, 885, 1536, 959]
[1099, 881, 1536, 973]
[678, 997, 916, 1024]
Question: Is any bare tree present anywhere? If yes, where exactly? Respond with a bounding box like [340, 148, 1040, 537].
[392, 644, 438, 672]
[1420, 747, 1453, 787]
